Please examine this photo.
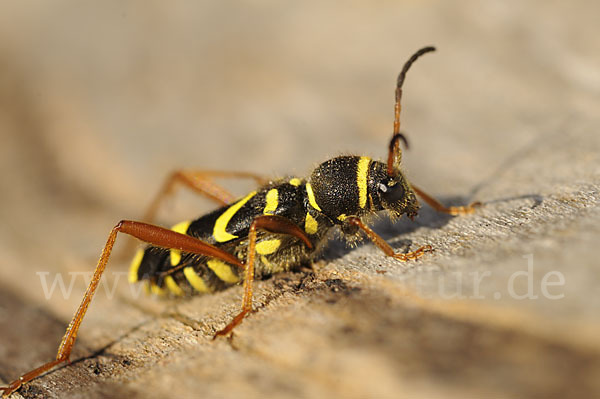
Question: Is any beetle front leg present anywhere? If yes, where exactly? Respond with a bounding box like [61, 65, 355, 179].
[345, 217, 432, 261]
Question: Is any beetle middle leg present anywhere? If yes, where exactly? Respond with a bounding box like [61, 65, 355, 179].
[143, 169, 269, 223]
[213, 215, 313, 338]
[118, 170, 269, 259]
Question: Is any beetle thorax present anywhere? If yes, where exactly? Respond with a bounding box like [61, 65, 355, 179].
[306, 156, 419, 223]
[306, 156, 375, 222]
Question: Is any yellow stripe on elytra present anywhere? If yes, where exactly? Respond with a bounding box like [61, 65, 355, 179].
[164, 275, 184, 296]
[306, 183, 322, 211]
[207, 259, 240, 284]
[169, 220, 192, 266]
[289, 178, 301, 186]
[357, 156, 371, 208]
[183, 266, 211, 293]
[256, 239, 281, 255]
[129, 249, 145, 283]
[214, 191, 257, 242]
[263, 189, 278, 215]
[305, 212, 318, 234]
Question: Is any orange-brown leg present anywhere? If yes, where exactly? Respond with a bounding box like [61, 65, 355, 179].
[213, 215, 313, 339]
[1, 220, 244, 398]
[345, 217, 432, 261]
[118, 169, 268, 258]
[143, 170, 268, 223]
[411, 184, 481, 216]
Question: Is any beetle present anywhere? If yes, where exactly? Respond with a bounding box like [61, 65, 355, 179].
[1, 46, 479, 397]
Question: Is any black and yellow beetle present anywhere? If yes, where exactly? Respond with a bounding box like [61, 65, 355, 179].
[1, 46, 479, 397]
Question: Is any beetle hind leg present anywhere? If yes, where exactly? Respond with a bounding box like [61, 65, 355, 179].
[1, 220, 245, 397]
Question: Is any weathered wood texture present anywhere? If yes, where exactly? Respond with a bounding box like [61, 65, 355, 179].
[1, 2, 599, 398]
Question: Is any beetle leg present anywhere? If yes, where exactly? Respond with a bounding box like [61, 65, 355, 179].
[411, 184, 481, 215]
[1, 220, 245, 397]
[143, 169, 269, 224]
[213, 215, 313, 338]
[345, 217, 431, 261]
[118, 170, 269, 259]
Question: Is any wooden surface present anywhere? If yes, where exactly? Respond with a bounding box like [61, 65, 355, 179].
[1, 1, 599, 398]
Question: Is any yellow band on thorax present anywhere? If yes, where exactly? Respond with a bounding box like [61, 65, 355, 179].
[357, 157, 371, 208]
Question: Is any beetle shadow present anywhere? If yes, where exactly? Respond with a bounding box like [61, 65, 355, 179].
[481, 194, 543, 208]
[320, 195, 469, 263]
[319, 192, 544, 263]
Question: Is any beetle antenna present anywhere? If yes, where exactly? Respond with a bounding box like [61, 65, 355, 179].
[387, 46, 436, 176]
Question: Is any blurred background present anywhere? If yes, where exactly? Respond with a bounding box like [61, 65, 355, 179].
[0, 1, 599, 398]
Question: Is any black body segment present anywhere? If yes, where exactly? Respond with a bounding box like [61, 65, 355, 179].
[308, 156, 372, 222]
[130, 178, 333, 295]
[130, 158, 421, 297]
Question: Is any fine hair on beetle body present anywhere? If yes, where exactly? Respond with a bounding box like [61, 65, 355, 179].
[1, 46, 481, 398]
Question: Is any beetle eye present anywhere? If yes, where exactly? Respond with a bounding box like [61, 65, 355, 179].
[379, 181, 405, 204]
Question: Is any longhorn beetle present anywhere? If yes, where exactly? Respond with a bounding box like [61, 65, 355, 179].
[1, 46, 480, 397]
